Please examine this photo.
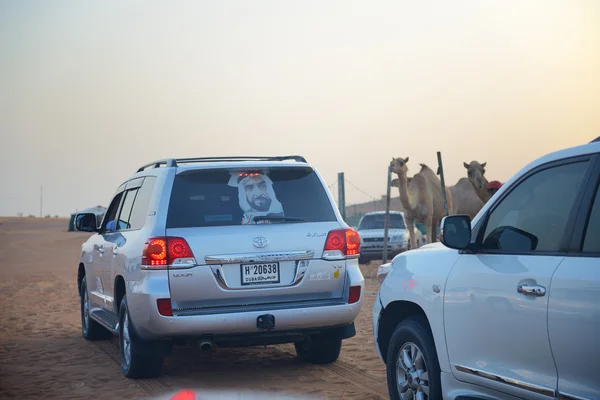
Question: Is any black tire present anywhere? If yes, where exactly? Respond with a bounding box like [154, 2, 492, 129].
[386, 317, 442, 400]
[118, 296, 164, 379]
[80, 276, 113, 341]
[295, 334, 342, 364]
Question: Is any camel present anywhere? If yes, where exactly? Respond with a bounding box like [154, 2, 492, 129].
[449, 178, 484, 220]
[464, 161, 490, 203]
[390, 157, 453, 249]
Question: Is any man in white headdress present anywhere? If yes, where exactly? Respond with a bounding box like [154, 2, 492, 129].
[228, 172, 284, 224]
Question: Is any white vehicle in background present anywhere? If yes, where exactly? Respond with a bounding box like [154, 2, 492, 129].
[356, 211, 425, 264]
[373, 138, 600, 400]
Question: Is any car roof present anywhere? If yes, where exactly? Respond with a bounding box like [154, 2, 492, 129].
[362, 211, 403, 216]
[126, 157, 312, 181]
[470, 139, 600, 226]
[523, 140, 600, 171]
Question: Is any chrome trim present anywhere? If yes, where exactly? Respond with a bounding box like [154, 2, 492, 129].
[204, 250, 314, 265]
[172, 298, 345, 316]
[558, 392, 590, 400]
[209, 259, 310, 290]
[454, 365, 556, 397]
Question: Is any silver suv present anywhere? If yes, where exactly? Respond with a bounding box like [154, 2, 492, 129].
[75, 156, 364, 379]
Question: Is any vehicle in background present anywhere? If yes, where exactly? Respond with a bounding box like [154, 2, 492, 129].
[74, 155, 364, 379]
[373, 138, 600, 400]
[356, 211, 424, 264]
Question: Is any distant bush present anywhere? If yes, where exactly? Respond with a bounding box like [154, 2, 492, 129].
[45, 214, 51, 218]
[28, 214, 36, 218]
[17, 212, 23, 217]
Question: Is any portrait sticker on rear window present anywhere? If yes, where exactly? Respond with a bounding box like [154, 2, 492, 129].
[228, 172, 285, 224]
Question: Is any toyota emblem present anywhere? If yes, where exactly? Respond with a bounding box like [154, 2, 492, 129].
[253, 236, 269, 248]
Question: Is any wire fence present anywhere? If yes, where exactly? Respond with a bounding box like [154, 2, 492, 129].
[327, 177, 396, 227]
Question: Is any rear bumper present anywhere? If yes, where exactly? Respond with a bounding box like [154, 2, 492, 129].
[127, 263, 364, 342]
[191, 322, 356, 348]
[131, 298, 362, 341]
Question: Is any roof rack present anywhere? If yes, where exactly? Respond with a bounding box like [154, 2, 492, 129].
[136, 159, 177, 172]
[591, 136, 600, 143]
[136, 155, 307, 173]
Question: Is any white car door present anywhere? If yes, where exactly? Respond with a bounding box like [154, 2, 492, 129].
[90, 189, 125, 310]
[548, 163, 600, 400]
[444, 156, 595, 399]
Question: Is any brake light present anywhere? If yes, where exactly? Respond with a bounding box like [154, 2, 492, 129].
[157, 298, 173, 316]
[345, 229, 361, 256]
[142, 237, 196, 269]
[322, 228, 361, 260]
[348, 285, 361, 304]
[142, 238, 168, 266]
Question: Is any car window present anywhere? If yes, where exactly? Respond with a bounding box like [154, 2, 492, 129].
[101, 191, 124, 232]
[358, 214, 406, 230]
[481, 161, 588, 252]
[582, 183, 600, 253]
[166, 167, 337, 228]
[116, 189, 138, 231]
[128, 177, 157, 230]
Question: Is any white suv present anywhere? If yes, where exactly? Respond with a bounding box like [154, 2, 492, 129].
[75, 155, 364, 379]
[374, 138, 600, 400]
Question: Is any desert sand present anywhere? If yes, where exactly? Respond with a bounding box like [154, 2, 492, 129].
[0, 217, 389, 400]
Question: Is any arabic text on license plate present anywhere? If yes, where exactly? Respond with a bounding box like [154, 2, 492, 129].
[240, 263, 280, 285]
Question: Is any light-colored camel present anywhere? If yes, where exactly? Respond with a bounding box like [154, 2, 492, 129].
[449, 178, 484, 220]
[390, 157, 453, 249]
[464, 161, 490, 203]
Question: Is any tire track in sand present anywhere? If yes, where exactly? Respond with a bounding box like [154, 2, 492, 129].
[277, 344, 389, 399]
[95, 339, 388, 399]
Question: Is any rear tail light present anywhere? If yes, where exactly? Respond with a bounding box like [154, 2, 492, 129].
[348, 285, 361, 304]
[157, 298, 173, 316]
[322, 228, 361, 260]
[142, 237, 197, 269]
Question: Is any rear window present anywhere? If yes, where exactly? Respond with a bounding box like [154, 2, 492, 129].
[359, 214, 406, 230]
[166, 167, 337, 228]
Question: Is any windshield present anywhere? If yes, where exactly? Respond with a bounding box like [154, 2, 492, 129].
[358, 213, 406, 230]
[166, 167, 337, 228]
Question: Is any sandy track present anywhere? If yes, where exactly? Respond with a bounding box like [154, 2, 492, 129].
[0, 218, 388, 399]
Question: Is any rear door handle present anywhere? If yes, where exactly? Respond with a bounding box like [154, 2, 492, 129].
[517, 284, 546, 297]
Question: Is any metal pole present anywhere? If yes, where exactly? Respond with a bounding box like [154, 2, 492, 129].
[382, 166, 392, 263]
[40, 185, 43, 218]
[337, 172, 346, 221]
[437, 152, 449, 217]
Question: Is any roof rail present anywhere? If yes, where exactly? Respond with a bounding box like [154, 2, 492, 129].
[591, 136, 600, 143]
[136, 159, 177, 172]
[175, 155, 308, 164]
[135, 155, 307, 173]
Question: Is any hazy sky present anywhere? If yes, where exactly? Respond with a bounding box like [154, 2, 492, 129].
[1, 0, 599, 217]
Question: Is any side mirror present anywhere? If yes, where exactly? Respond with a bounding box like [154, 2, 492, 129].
[75, 213, 98, 232]
[440, 215, 472, 250]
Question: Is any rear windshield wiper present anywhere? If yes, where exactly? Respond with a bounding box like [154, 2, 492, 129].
[252, 216, 305, 223]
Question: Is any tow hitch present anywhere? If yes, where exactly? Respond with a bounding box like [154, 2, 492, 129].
[257, 314, 275, 330]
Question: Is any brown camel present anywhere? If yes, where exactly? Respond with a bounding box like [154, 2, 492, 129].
[390, 157, 453, 249]
[464, 161, 490, 203]
[449, 178, 484, 220]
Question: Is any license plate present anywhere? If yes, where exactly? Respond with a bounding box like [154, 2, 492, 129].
[240, 262, 280, 286]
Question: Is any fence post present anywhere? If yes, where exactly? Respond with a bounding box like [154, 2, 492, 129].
[382, 165, 393, 263]
[337, 172, 346, 221]
[437, 151, 449, 217]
